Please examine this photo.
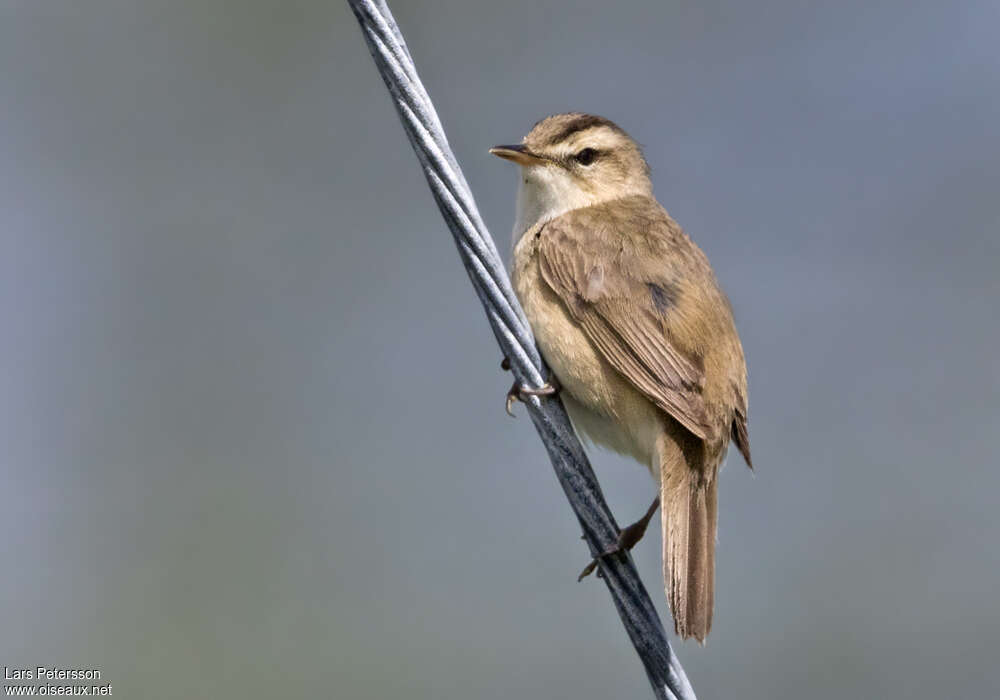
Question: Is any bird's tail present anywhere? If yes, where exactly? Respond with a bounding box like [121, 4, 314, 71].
[661, 448, 718, 643]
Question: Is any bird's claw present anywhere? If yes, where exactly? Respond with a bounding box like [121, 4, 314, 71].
[505, 384, 519, 417]
[578, 498, 660, 581]
[577, 537, 629, 581]
[578, 558, 602, 581]
[505, 376, 560, 417]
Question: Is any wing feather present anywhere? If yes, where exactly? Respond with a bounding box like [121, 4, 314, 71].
[536, 199, 716, 440]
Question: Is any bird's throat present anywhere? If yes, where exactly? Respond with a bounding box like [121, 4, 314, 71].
[511, 168, 597, 246]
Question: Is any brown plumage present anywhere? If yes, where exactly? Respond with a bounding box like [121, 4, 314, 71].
[493, 113, 751, 642]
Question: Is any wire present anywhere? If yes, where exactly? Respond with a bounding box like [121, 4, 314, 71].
[347, 2, 697, 698]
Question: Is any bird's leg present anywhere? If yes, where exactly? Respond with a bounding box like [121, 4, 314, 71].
[505, 374, 560, 417]
[578, 497, 660, 581]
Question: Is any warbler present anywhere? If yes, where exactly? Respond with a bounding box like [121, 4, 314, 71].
[492, 113, 752, 642]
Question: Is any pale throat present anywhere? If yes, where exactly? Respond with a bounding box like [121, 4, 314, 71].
[511, 166, 601, 246]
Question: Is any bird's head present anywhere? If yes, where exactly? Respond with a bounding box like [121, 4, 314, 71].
[491, 113, 652, 232]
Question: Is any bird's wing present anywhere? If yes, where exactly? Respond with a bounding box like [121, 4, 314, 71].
[536, 201, 715, 441]
[732, 391, 752, 469]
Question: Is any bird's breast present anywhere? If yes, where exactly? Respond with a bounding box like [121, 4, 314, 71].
[512, 226, 662, 470]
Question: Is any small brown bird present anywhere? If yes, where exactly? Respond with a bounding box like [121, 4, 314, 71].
[491, 113, 751, 643]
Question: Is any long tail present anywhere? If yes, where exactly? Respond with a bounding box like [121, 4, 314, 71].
[661, 451, 718, 643]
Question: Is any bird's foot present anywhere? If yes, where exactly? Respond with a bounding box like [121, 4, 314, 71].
[578, 497, 660, 581]
[505, 375, 560, 417]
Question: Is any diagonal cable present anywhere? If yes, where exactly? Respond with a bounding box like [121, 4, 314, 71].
[347, 2, 697, 698]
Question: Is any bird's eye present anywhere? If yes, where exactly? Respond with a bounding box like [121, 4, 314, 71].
[573, 148, 597, 166]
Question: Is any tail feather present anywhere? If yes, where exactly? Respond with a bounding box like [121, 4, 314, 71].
[662, 461, 718, 643]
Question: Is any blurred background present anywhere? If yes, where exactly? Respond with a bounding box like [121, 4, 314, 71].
[2, 1, 998, 698]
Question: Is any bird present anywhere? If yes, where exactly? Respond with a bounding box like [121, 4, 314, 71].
[491, 113, 752, 643]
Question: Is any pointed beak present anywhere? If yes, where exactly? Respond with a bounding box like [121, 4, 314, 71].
[489, 144, 547, 166]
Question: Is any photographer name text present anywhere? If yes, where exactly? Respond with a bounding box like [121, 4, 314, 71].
[4, 669, 101, 682]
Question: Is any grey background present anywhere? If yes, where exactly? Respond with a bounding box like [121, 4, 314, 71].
[2, 1, 998, 698]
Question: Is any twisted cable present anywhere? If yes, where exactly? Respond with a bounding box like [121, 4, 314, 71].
[348, 3, 697, 697]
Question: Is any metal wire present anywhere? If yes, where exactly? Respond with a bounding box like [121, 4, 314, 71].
[347, 2, 697, 698]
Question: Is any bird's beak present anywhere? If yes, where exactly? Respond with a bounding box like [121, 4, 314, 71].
[489, 144, 547, 166]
